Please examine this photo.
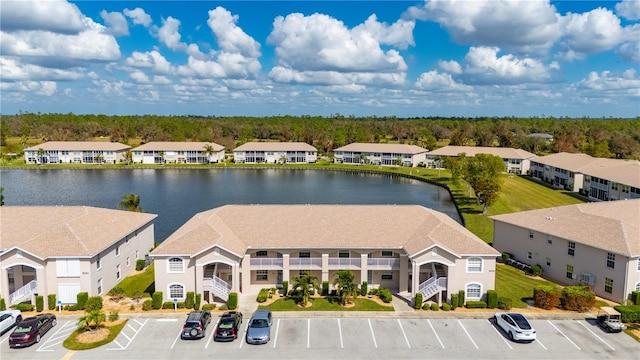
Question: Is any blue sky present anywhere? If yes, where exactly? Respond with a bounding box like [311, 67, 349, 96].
[1, 0, 639, 118]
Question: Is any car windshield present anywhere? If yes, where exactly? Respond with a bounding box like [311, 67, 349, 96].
[218, 321, 234, 330]
[184, 321, 200, 328]
[510, 314, 532, 330]
[251, 319, 268, 328]
[14, 325, 32, 333]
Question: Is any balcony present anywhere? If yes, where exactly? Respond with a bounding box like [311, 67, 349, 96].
[289, 257, 322, 270]
[250, 258, 283, 270]
[328, 258, 361, 269]
[367, 258, 400, 269]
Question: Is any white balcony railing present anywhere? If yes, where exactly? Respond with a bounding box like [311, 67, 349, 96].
[367, 258, 400, 269]
[9, 280, 37, 305]
[328, 258, 361, 269]
[418, 276, 447, 300]
[204, 275, 232, 301]
[289, 258, 322, 269]
[250, 258, 284, 269]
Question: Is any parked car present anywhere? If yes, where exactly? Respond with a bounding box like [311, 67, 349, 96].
[245, 309, 272, 345]
[8, 313, 57, 348]
[597, 306, 626, 333]
[181, 310, 212, 340]
[494, 312, 536, 342]
[214, 311, 243, 342]
[0, 310, 22, 335]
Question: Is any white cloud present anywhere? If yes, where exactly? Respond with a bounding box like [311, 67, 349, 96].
[353, 14, 415, 50]
[616, 0, 640, 20]
[617, 40, 640, 62]
[268, 66, 406, 86]
[157, 16, 187, 51]
[461, 46, 555, 85]
[415, 70, 472, 91]
[129, 70, 150, 84]
[561, 8, 625, 55]
[438, 60, 462, 74]
[207, 7, 261, 58]
[100, 10, 129, 36]
[0, 57, 82, 81]
[0, 0, 86, 34]
[124, 50, 172, 74]
[1, 80, 57, 96]
[576, 69, 640, 91]
[223, 79, 257, 90]
[124, 7, 152, 27]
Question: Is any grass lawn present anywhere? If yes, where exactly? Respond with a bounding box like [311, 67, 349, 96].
[259, 297, 394, 311]
[63, 319, 128, 350]
[495, 264, 557, 308]
[114, 264, 155, 297]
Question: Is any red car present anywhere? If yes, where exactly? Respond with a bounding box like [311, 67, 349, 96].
[9, 313, 57, 348]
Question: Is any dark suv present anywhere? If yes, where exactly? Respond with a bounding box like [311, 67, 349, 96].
[181, 311, 212, 340]
[214, 311, 243, 342]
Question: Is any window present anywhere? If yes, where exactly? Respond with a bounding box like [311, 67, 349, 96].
[568, 241, 575, 256]
[604, 278, 613, 294]
[381, 272, 393, 280]
[96, 254, 101, 270]
[547, 236, 553, 245]
[638, 259, 640, 272]
[606, 253, 615, 269]
[636, 282, 640, 291]
[381, 251, 393, 257]
[338, 250, 350, 258]
[135, 250, 139, 259]
[466, 258, 482, 273]
[299, 251, 310, 258]
[56, 259, 81, 277]
[115, 246, 120, 257]
[256, 270, 268, 281]
[126, 257, 130, 267]
[546, 257, 551, 266]
[116, 264, 121, 280]
[168, 257, 184, 273]
[466, 283, 482, 299]
[566, 265, 574, 279]
[169, 284, 185, 299]
[255, 251, 268, 257]
[97, 278, 102, 295]
[528, 231, 534, 239]
[527, 252, 532, 260]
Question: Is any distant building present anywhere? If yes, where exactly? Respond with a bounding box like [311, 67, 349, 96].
[333, 143, 429, 167]
[233, 142, 317, 164]
[426, 146, 536, 174]
[131, 142, 225, 164]
[527, 133, 554, 141]
[24, 141, 130, 164]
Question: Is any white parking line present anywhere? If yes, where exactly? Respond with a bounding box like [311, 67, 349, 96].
[272, 319, 280, 348]
[487, 319, 512, 350]
[205, 318, 220, 349]
[169, 329, 182, 349]
[337, 319, 344, 348]
[368, 319, 378, 348]
[576, 320, 615, 351]
[238, 321, 249, 349]
[427, 319, 445, 349]
[37, 320, 74, 352]
[157, 319, 178, 322]
[547, 320, 580, 350]
[307, 319, 310, 349]
[535, 337, 547, 350]
[397, 319, 411, 348]
[458, 319, 479, 349]
[107, 319, 148, 351]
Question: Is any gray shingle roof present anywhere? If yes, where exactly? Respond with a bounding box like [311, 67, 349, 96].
[132, 142, 224, 152]
[531, 153, 640, 187]
[0, 206, 157, 258]
[334, 143, 429, 154]
[490, 200, 640, 256]
[233, 142, 317, 152]
[25, 141, 130, 151]
[152, 205, 499, 258]
[427, 146, 536, 159]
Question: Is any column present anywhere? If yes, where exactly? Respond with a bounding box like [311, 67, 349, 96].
[411, 260, 418, 297]
[0, 268, 9, 304]
[282, 254, 290, 283]
[242, 254, 251, 294]
[399, 254, 408, 293]
[194, 263, 203, 296]
[232, 261, 240, 293]
[321, 253, 329, 283]
[13, 265, 24, 290]
[360, 254, 368, 286]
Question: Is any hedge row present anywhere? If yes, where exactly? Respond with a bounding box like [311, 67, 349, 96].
[257, 288, 269, 303]
[534, 285, 595, 312]
[614, 305, 640, 323]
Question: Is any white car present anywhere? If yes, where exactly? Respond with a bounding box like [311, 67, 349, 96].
[0, 310, 23, 335]
[494, 312, 536, 342]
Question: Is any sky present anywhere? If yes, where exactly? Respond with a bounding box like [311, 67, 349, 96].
[1, 0, 639, 118]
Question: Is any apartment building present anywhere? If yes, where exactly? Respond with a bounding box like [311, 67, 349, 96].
[233, 142, 317, 164]
[24, 141, 130, 164]
[333, 143, 429, 167]
[425, 146, 536, 174]
[131, 142, 225, 164]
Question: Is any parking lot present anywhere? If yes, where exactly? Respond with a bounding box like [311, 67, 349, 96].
[1, 313, 638, 359]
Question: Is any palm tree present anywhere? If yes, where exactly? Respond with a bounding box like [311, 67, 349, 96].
[292, 271, 319, 306]
[94, 153, 104, 164]
[124, 149, 133, 165]
[118, 193, 143, 212]
[36, 148, 46, 164]
[203, 144, 215, 164]
[333, 270, 359, 306]
[157, 151, 165, 165]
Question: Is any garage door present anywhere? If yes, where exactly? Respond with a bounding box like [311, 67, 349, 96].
[58, 283, 80, 304]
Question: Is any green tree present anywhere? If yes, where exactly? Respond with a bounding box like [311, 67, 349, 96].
[37, 148, 46, 164]
[78, 310, 106, 331]
[124, 149, 133, 165]
[94, 153, 104, 164]
[203, 144, 215, 164]
[464, 154, 505, 214]
[292, 271, 319, 307]
[157, 151, 165, 165]
[444, 153, 467, 185]
[118, 193, 143, 212]
[333, 270, 359, 306]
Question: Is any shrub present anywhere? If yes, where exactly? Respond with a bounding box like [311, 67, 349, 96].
[136, 259, 145, 271]
[108, 311, 119, 322]
[378, 288, 392, 303]
[560, 286, 595, 312]
[430, 303, 439, 311]
[162, 302, 175, 309]
[76, 292, 89, 310]
[152, 292, 163, 310]
[108, 286, 125, 301]
[85, 296, 103, 312]
[615, 305, 640, 323]
[450, 293, 458, 310]
[48, 294, 57, 310]
[177, 302, 186, 309]
[422, 303, 430, 310]
[10, 303, 34, 311]
[458, 290, 465, 307]
[530, 264, 543, 276]
[228, 292, 238, 310]
[0, 298, 5, 311]
[442, 303, 451, 311]
[361, 281, 368, 296]
[142, 300, 152, 311]
[501, 252, 511, 263]
[132, 291, 143, 303]
[487, 290, 498, 309]
[130, 304, 135, 311]
[322, 281, 330, 296]
[195, 294, 202, 310]
[282, 281, 289, 296]
[63, 305, 78, 311]
[219, 304, 228, 311]
[414, 293, 423, 309]
[185, 292, 195, 309]
[497, 297, 513, 310]
[533, 285, 561, 310]
[466, 301, 487, 308]
[368, 288, 379, 296]
[202, 303, 217, 311]
[630, 291, 640, 306]
[257, 288, 269, 303]
[36, 295, 44, 312]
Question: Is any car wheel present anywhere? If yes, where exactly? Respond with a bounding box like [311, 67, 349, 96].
[36, 334, 41, 343]
[493, 315, 497, 324]
[508, 331, 514, 341]
[52, 319, 57, 327]
[15, 316, 22, 324]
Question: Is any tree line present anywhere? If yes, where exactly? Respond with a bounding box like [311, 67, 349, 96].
[1, 113, 639, 159]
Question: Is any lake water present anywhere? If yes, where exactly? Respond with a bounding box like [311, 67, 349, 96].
[0, 168, 459, 242]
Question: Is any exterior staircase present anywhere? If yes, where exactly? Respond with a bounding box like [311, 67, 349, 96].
[203, 275, 232, 301]
[418, 276, 447, 301]
[9, 280, 37, 305]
